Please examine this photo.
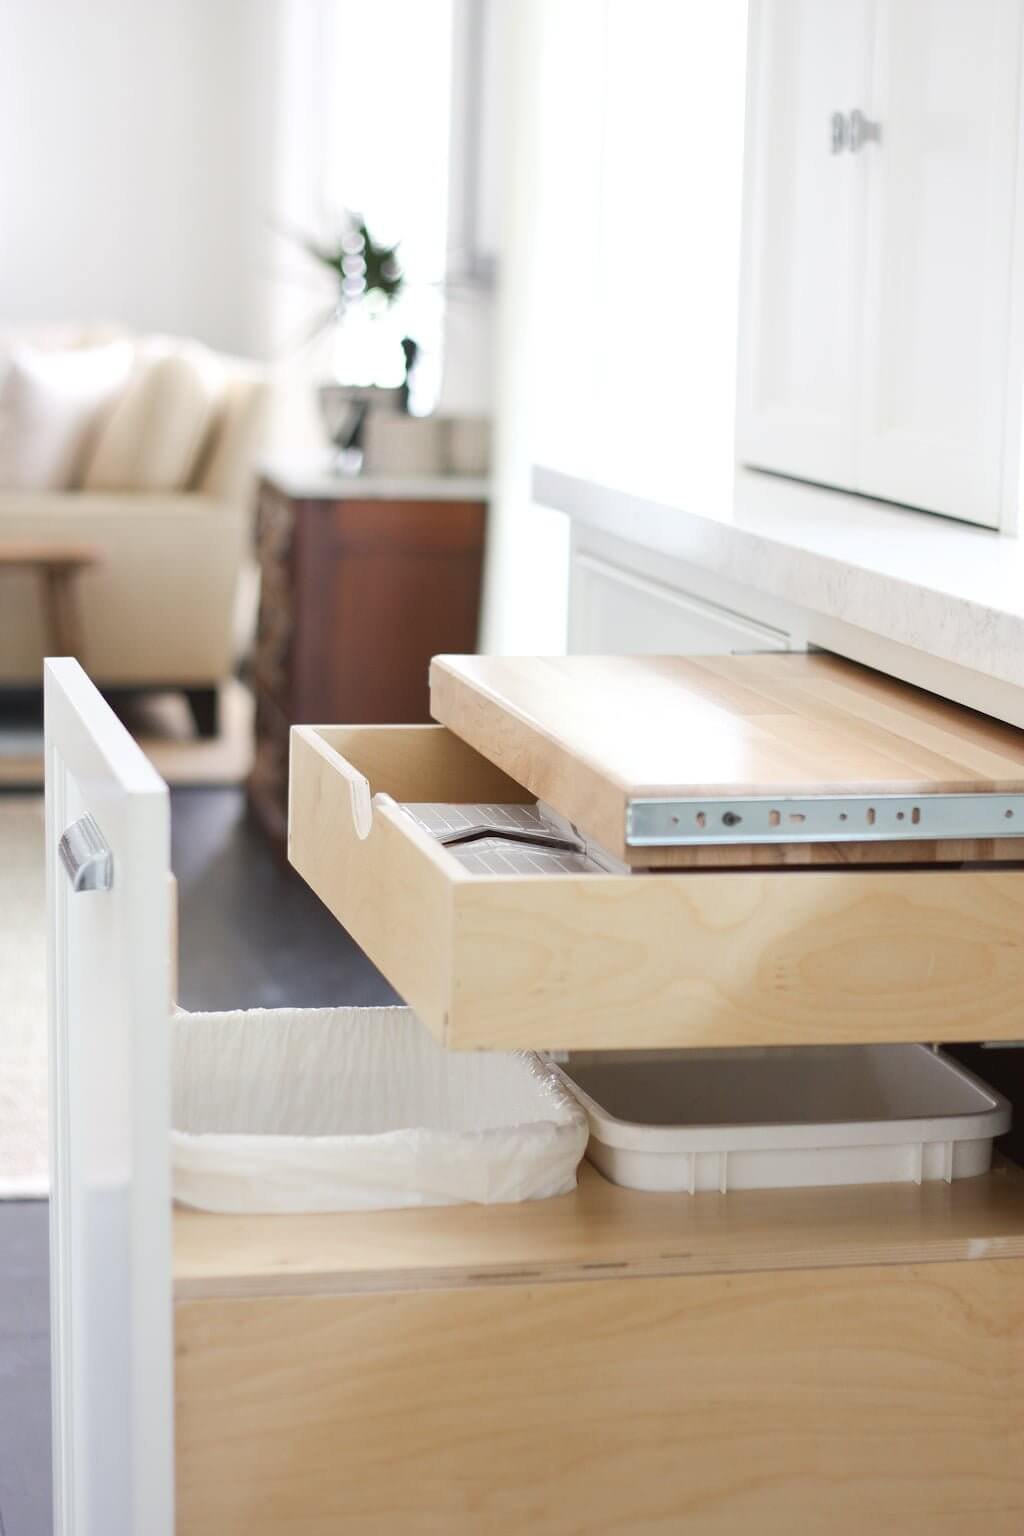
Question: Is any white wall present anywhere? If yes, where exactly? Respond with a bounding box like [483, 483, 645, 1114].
[0, 0, 281, 358]
[439, 0, 502, 418]
[0, 0, 502, 400]
[480, 0, 577, 653]
[483, 0, 749, 652]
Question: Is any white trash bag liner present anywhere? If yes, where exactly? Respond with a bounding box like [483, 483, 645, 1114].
[172, 1006, 588, 1213]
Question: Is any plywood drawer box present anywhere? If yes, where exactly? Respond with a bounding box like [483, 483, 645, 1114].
[288, 717, 1024, 1051]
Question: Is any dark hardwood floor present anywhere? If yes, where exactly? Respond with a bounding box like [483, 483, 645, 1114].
[0, 784, 396, 1536]
[0, 1202, 50, 1536]
[170, 786, 399, 1013]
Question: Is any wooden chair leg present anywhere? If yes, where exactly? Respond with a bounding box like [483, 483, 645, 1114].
[40, 564, 83, 658]
[185, 687, 220, 739]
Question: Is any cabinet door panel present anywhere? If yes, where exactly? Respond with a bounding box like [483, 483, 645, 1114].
[857, 0, 1023, 526]
[45, 660, 172, 1536]
[737, 0, 873, 488]
[569, 551, 788, 655]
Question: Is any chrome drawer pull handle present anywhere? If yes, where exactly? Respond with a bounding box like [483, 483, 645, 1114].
[58, 813, 114, 892]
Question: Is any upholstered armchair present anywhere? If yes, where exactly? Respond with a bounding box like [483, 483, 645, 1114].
[0, 331, 268, 735]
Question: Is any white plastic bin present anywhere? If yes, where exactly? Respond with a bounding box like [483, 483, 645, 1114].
[172, 1006, 588, 1213]
[553, 1045, 1010, 1194]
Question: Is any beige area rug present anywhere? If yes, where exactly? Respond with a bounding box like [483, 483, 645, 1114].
[0, 796, 47, 1196]
[0, 678, 254, 789]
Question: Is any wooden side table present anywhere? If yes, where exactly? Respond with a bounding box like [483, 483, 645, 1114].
[0, 542, 99, 659]
[248, 468, 489, 846]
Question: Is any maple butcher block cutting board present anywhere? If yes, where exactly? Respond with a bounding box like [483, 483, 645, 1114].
[429, 653, 1024, 868]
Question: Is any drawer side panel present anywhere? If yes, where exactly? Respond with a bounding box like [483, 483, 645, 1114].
[287, 726, 464, 1040]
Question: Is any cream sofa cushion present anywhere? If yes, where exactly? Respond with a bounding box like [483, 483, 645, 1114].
[0, 340, 134, 490]
[83, 342, 223, 492]
[196, 365, 269, 501]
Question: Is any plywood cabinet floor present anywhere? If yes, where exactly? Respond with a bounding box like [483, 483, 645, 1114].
[173, 1161, 1024, 1299]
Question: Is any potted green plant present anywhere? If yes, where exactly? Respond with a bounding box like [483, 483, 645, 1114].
[285, 212, 418, 466]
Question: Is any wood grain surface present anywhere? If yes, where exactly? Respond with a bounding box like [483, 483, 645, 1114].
[174, 1159, 1024, 1300]
[289, 724, 1024, 1048]
[447, 858, 1024, 1049]
[175, 1257, 1024, 1535]
[430, 652, 1024, 864]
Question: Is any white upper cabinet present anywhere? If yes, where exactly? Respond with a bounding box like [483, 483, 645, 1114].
[737, 0, 873, 490]
[738, 0, 1024, 530]
[857, 0, 1023, 521]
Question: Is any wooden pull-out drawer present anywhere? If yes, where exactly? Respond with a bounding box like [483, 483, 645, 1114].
[288, 722, 1024, 1050]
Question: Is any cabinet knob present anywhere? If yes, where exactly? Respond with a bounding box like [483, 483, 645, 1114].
[58, 813, 113, 892]
[829, 110, 848, 154]
[849, 108, 882, 151]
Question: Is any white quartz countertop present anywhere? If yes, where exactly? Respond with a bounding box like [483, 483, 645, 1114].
[262, 458, 489, 502]
[534, 464, 1024, 690]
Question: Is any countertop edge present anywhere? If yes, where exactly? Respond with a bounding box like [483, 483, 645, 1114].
[533, 464, 1024, 692]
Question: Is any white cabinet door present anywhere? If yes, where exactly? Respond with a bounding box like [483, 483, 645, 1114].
[569, 550, 789, 655]
[736, 0, 874, 489]
[856, 0, 1023, 527]
[45, 660, 172, 1536]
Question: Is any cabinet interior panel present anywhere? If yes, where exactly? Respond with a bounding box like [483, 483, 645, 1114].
[175, 1258, 1024, 1536]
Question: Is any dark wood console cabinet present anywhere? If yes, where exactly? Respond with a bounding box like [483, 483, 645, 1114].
[248, 469, 488, 845]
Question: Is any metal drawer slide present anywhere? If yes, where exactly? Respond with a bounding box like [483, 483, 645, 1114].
[627, 793, 1024, 848]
